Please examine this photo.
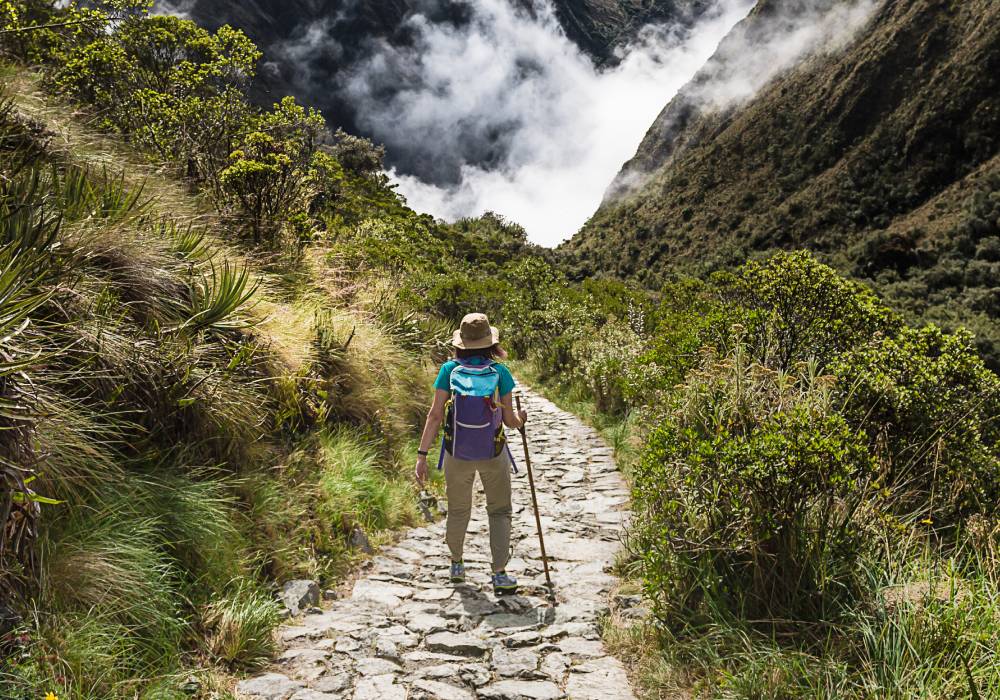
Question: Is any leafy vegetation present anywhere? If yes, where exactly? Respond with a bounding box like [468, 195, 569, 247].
[0, 4, 445, 696]
[1, 2, 999, 699]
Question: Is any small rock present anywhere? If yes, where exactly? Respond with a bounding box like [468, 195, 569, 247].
[305, 606, 324, 615]
[565, 664, 633, 699]
[415, 662, 462, 679]
[279, 580, 321, 616]
[352, 579, 415, 607]
[620, 605, 651, 621]
[313, 673, 351, 693]
[403, 650, 469, 664]
[407, 613, 450, 634]
[379, 624, 420, 648]
[323, 588, 339, 601]
[459, 662, 492, 688]
[356, 657, 401, 676]
[539, 653, 570, 683]
[334, 637, 361, 654]
[503, 630, 541, 648]
[613, 594, 642, 609]
[491, 647, 540, 678]
[375, 637, 400, 661]
[352, 673, 406, 700]
[350, 525, 375, 554]
[425, 631, 489, 656]
[557, 637, 605, 658]
[480, 612, 541, 631]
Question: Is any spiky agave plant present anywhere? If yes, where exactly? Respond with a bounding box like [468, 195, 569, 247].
[0, 169, 63, 602]
[172, 259, 259, 335]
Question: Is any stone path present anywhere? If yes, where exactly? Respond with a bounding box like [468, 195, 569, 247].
[237, 388, 637, 700]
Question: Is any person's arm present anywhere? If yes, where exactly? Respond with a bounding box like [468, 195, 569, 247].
[415, 389, 449, 484]
[499, 392, 528, 430]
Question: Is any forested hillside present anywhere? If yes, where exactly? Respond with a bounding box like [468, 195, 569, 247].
[2, 1, 999, 699]
[568, 0, 1000, 366]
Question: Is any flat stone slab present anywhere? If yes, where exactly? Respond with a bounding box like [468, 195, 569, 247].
[351, 580, 414, 607]
[425, 631, 489, 656]
[478, 680, 564, 700]
[352, 674, 406, 700]
[410, 678, 476, 700]
[236, 673, 304, 700]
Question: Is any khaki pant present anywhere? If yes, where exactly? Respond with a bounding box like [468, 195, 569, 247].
[443, 451, 512, 572]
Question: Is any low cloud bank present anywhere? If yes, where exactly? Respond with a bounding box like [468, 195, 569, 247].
[345, 0, 756, 245]
[689, 0, 880, 109]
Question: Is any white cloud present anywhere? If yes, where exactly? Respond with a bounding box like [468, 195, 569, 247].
[343, 0, 756, 246]
[688, 0, 880, 109]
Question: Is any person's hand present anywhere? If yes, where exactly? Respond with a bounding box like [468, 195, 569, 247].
[517, 409, 528, 429]
[414, 453, 429, 485]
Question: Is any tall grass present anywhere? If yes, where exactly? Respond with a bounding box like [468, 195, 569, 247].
[316, 428, 417, 533]
[0, 81, 435, 698]
[202, 580, 282, 668]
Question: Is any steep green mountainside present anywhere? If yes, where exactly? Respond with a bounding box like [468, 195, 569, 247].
[156, 0, 712, 131]
[568, 0, 1000, 365]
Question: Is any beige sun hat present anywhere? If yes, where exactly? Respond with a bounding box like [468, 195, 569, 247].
[452, 312, 500, 350]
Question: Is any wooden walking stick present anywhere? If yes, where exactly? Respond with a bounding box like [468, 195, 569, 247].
[515, 393, 554, 595]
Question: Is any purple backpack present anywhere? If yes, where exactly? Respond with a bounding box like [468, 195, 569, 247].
[438, 360, 515, 470]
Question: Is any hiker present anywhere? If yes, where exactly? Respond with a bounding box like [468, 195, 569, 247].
[415, 312, 528, 595]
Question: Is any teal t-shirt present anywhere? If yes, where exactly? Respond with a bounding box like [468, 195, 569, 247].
[434, 357, 516, 397]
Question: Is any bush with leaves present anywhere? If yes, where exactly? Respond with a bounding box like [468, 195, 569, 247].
[0, 1, 148, 62]
[832, 324, 1000, 527]
[572, 318, 646, 414]
[54, 13, 259, 170]
[415, 272, 513, 323]
[213, 96, 325, 244]
[632, 346, 878, 623]
[716, 251, 901, 370]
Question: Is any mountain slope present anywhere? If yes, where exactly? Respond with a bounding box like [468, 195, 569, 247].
[566, 0, 1000, 363]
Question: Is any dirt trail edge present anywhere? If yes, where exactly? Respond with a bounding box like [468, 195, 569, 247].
[237, 387, 637, 700]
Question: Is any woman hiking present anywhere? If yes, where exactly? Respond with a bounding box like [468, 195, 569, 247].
[415, 312, 527, 595]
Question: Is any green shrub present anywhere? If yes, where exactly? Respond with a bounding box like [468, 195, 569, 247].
[717, 251, 901, 370]
[832, 325, 1000, 526]
[632, 346, 877, 623]
[573, 319, 645, 414]
[216, 98, 324, 244]
[416, 272, 512, 322]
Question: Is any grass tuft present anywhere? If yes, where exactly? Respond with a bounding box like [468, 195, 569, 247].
[202, 579, 281, 668]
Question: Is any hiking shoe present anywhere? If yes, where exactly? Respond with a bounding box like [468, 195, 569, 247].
[492, 571, 518, 596]
[449, 560, 466, 583]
